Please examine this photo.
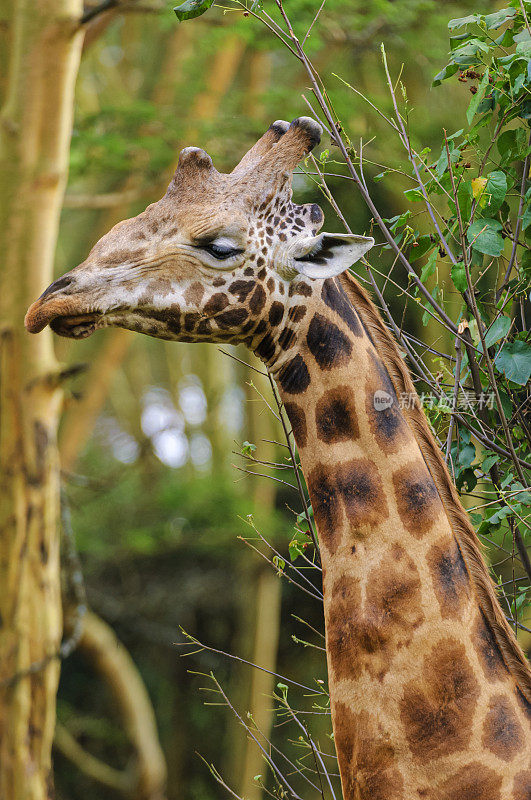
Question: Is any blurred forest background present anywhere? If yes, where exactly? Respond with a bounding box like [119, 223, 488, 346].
[1, 0, 529, 799]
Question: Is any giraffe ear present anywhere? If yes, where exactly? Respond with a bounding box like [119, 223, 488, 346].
[291, 233, 374, 279]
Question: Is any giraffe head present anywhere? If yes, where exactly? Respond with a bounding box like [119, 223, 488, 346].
[25, 117, 373, 363]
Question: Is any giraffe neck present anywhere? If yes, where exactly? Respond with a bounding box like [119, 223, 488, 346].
[271, 277, 530, 798]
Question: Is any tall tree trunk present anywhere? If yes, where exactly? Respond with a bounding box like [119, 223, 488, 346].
[0, 1, 83, 798]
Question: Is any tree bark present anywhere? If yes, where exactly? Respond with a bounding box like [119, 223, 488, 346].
[0, 1, 83, 797]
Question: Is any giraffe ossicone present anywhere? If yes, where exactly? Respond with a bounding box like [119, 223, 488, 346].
[25, 117, 531, 799]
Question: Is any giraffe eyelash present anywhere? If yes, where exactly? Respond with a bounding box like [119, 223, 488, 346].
[200, 242, 243, 260]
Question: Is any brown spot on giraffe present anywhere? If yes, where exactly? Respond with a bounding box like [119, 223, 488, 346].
[204, 293, 229, 315]
[472, 611, 510, 684]
[328, 545, 423, 681]
[365, 351, 409, 453]
[315, 385, 359, 444]
[255, 333, 276, 363]
[322, 278, 363, 336]
[400, 638, 480, 761]
[336, 458, 389, 532]
[287, 304, 306, 323]
[278, 326, 297, 351]
[184, 281, 205, 306]
[102, 247, 143, 265]
[306, 313, 352, 370]
[512, 770, 531, 800]
[283, 402, 307, 448]
[306, 464, 343, 553]
[427, 536, 471, 618]
[427, 762, 503, 800]
[268, 301, 284, 326]
[229, 279, 255, 301]
[393, 460, 443, 537]
[215, 307, 248, 329]
[482, 694, 525, 762]
[277, 354, 310, 395]
[333, 703, 404, 800]
[249, 283, 267, 314]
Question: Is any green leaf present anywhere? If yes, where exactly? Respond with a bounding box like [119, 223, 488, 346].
[482, 454, 499, 473]
[174, 0, 214, 21]
[420, 250, 437, 281]
[511, 482, 531, 506]
[457, 467, 477, 492]
[478, 170, 507, 215]
[497, 129, 516, 162]
[459, 442, 476, 468]
[386, 210, 411, 231]
[484, 315, 511, 349]
[495, 340, 531, 385]
[422, 286, 439, 326]
[515, 30, 531, 56]
[411, 235, 434, 261]
[466, 70, 490, 125]
[404, 188, 424, 202]
[522, 204, 531, 231]
[241, 440, 256, 455]
[451, 261, 468, 293]
[272, 555, 285, 573]
[448, 14, 480, 29]
[288, 530, 311, 561]
[521, 249, 531, 278]
[487, 504, 513, 525]
[450, 32, 473, 51]
[453, 39, 489, 66]
[455, 180, 473, 220]
[467, 219, 505, 256]
[516, 39, 531, 56]
[432, 63, 460, 86]
[484, 7, 517, 28]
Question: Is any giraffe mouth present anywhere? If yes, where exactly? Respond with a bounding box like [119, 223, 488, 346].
[49, 313, 101, 339]
[24, 288, 105, 337]
[24, 293, 103, 337]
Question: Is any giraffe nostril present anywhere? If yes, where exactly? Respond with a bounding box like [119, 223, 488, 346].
[39, 275, 74, 300]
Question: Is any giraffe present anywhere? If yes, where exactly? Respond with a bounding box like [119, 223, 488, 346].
[25, 117, 531, 797]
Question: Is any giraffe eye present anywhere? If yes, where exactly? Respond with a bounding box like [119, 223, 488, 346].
[203, 242, 243, 260]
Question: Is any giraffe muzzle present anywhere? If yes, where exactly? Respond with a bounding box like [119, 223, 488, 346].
[24, 293, 101, 338]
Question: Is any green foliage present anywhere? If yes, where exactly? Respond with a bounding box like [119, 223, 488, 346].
[316, 0, 530, 638]
[174, 0, 214, 22]
[400, 2, 530, 624]
[495, 338, 531, 384]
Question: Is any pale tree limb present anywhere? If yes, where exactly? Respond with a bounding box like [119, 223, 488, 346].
[54, 722, 132, 795]
[56, 610, 167, 799]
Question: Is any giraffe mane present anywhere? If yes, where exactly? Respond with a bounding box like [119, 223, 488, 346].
[339, 269, 531, 701]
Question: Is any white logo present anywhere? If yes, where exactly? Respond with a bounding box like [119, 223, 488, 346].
[373, 390, 393, 411]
